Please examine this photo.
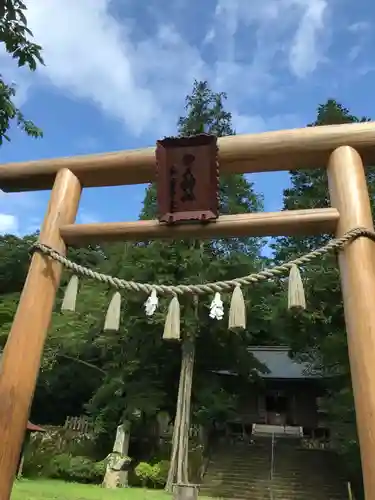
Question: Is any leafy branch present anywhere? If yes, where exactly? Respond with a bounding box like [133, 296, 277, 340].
[0, 0, 44, 143]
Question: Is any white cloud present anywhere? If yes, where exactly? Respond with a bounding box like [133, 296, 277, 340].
[347, 20, 372, 65]
[232, 112, 302, 134]
[12, 0, 207, 138]
[348, 21, 371, 33]
[211, 0, 329, 78]
[288, 0, 328, 78]
[0, 0, 362, 235]
[0, 0, 334, 139]
[24, 0, 158, 137]
[0, 214, 19, 234]
[0, 191, 46, 236]
[348, 45, 361, 62]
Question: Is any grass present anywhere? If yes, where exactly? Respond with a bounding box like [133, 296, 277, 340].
[12, 480, 174, 500]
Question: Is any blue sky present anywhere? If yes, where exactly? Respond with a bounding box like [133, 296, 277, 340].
[0, 0, 374, 240]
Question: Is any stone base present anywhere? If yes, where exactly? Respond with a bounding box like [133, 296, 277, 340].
[172, 483, 199, 500]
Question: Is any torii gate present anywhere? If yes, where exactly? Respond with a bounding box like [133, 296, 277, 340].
[0, 123, 375, 499]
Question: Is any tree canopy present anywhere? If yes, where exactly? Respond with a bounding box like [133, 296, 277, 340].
[0, 0, 43, 143]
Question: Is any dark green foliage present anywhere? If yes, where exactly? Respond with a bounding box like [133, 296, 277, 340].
[0, 0, 44, 143]
[21, 427, 103, 483]
[193, 380, 238, 426]
[134, 460, 169, 488]
[177, 80, 234, 137]
[0, 233, 36, 294]
[51, 454, 106, 484]
[24, 451, 106, 484]
[0, 233, 107, 424]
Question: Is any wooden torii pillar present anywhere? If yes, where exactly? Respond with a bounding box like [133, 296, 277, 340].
[0, 124, 375, 499]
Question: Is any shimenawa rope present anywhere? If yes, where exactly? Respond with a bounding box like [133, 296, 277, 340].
[30, 227, 375, 297]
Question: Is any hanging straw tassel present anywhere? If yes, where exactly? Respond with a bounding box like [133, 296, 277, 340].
[228, 284, 246, 332]
[163, 295, 181, 341]
[288, 264, 306, 310]
[104, 291, 122, 331]
[61, 275, 79, 312]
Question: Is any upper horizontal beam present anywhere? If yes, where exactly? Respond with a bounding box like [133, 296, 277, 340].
[60, 208, 339, 244]
[1, 122, 375, 192]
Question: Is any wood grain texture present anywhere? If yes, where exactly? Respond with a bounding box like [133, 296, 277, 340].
[327, 146, 375, 500]
[59, 208, 339, 244]
[1, 122, 375, 191]
[0, 169, 81, 500]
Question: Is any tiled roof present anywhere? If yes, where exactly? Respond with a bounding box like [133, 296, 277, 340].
[214, 346, 321, 380]
[247, 346, 320, 379]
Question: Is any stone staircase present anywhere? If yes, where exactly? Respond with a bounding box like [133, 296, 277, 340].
[200, 437, 347, 499]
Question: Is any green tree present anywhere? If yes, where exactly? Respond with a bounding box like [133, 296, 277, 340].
[139, 79, 269, 410]
[33, 242, 108, 423]
[0, 234, 39, 351]
[142, 80, 263, 248]
[84, 81, 274, 489]
[0, 232, 107, 424]
[272, 99, 373, 497]
[0, 0, 44, 143]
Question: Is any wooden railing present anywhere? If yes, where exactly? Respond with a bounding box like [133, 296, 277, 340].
[63, 415, 92, 433]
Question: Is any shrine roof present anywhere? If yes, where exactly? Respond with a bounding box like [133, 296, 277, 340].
[248, 346, 321, 379]
[27, 421, 45, 432]
[215, 346, 322, 380]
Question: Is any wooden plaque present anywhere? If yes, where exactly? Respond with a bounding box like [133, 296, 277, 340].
[156, 134, 219, 224]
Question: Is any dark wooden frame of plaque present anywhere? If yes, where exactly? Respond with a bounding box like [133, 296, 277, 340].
[156, 134, 219, 224]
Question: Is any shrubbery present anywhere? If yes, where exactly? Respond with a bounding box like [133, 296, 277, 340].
[21, 428, 106, 484]
[134, 460, 170, 488]
[51, 453, 106, 483]
[23, 451, 106, 484]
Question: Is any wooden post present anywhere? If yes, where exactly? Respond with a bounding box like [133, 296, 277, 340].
[0, 168, 81, 500]
[327, 146, 375, 500]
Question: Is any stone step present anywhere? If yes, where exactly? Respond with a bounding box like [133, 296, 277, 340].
[200, 490, 343, 500]
[205, 471, 344, 481]
[201, 489, 344, 500]
[206, 462, 271, 471]
[201, 442, 346, 500]
[201, 490, 344, 498]
[203, 480, 344, 492]
[201, 483, 345, 499]
[205, 468, 344, 480]
[201, 486, 346, 498]
[210, 451, 271, 459]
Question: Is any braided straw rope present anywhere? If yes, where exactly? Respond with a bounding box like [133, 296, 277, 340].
[31, 227, 375, 297]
